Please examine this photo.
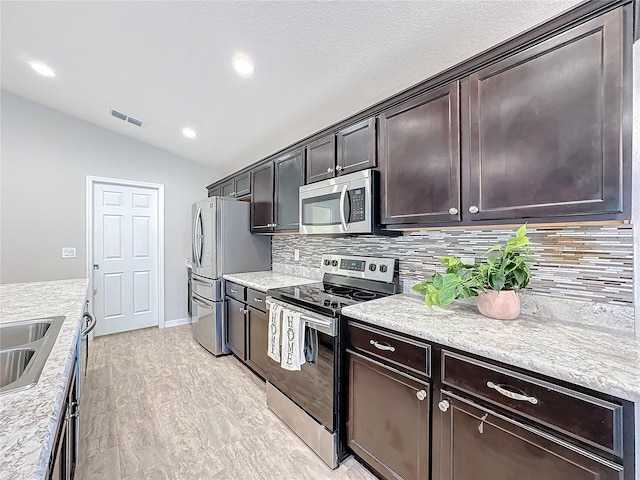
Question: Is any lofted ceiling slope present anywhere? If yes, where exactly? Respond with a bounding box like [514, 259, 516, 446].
[1, 0, 581, 178]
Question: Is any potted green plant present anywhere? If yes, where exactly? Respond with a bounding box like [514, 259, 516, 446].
[411, 224, 534, 320]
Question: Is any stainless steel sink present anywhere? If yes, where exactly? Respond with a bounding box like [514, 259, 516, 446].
[0, 316, 66, 394]
[0, 320, 52, 350]
[0, 348, 36, 388]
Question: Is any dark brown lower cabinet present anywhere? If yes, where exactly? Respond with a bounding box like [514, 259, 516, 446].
[225, 297, 246, 360]
[347, 351, 430, 480]
[437, 390, 624, 480]
[246, 306, 269, 379]
[49, 360, 78, 480]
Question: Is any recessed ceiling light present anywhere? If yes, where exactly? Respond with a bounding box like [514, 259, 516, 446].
[29, 61, 56, 78]
[232, 54, 255, 78]
[182, 127, 197, 139]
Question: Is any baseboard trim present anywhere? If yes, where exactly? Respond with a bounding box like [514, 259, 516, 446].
[163, 317, 191, 328]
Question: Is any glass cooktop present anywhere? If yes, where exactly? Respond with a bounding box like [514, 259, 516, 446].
[267, 281, 390, 317]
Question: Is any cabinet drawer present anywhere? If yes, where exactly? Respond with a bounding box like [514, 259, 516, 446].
[246, 289, 266, 312]
[349, 322, 430, 378]
[225, 282, 246, 302]
[441, 350, 623, 455]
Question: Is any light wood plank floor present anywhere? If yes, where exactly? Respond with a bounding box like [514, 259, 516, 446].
[76, 324, 376, 480]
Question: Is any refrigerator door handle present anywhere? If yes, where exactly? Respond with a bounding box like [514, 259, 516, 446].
[192, 206, 201, 268]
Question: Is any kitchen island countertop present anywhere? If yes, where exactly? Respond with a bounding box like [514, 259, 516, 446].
[342, 294, 640, 403]
[223, 271, 318, 293]
[0, 279, 88, 480]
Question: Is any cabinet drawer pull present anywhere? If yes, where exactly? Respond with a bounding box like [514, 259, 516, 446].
[438, 400, 450, 412]
[448, 207, 458, 215]
[486, 381, 539, 405]
[230, 289, 238, 293]
[468, 205, 479, 214]
[416, 390, 427, 401]
[369, 339, 395, 352]
[253, 297, 263, 303]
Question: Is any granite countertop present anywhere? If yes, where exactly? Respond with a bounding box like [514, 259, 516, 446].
[342, 294, 640, 403]
[223, 271, 318, 292]
[0, 279, 89, 480]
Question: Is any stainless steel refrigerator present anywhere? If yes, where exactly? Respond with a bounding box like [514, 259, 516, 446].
[191, 197, 271, 355]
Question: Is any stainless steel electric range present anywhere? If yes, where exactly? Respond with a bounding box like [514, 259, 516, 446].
[265, 254, 400, 469]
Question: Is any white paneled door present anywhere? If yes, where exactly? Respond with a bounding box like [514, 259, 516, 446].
[92, 182, 159, 336]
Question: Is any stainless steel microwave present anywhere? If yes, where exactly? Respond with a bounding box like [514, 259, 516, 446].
[299, 169, 374, 235]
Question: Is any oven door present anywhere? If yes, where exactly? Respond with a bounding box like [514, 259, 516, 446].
[263, 301, 338, 432]
[299, 169, 373, 235]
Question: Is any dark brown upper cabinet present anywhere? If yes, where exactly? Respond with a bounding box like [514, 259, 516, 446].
[305, 134, 336, 184]
[220, 178, 235, 197]
[207, 184, 221, 198]
[251, 149, 305, 233]
[305, 118, 376, 184]
[463, 8, 626, 221]
[379, 83, 461, 226]
[250, 162, 274, 233]
[337, 117, 377, 175]
[274, 149, 305, 231]
[215, 171, 251, 199]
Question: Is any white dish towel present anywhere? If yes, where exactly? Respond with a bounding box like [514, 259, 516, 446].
[267, 303, 283, 362]
[280, 308, 306, 371]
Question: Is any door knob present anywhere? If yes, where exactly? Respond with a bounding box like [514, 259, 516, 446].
[438, 400, 450, 412]
[416, 390, 427, 401]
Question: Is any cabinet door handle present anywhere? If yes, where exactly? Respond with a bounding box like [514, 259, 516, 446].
[486, 381, 539, 405]
[336, 165, 343, 171]
[327, 167, 334, 174]
[239, 308, 249, 314]
[416, 390, 427, 401]
[448, 207, 458, 215]
[438, 400, 450, 412]
[369, 339, 395, 352]
[469, 205, 479, 214]
[253, 297, 263, 303]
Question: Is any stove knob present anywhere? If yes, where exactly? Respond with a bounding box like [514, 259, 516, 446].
[324, 259, 331, 266]
[331, 301, 339, 308]
[331, 260, 338, 267]
[323, 299, 331, 306]
[369, 264, 377, 271]
[379, 264, 388, 273]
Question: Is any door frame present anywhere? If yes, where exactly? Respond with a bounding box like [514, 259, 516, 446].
[85, 176, 166, 330]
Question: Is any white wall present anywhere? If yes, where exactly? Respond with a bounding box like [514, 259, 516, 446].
[0, 91, 219, 324]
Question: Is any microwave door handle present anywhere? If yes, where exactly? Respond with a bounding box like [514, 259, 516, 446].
[339, 185, 349, 232]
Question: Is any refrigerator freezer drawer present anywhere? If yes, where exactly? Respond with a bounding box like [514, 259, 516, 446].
[191, 273, 222, 302]
[191, 293, 229, 356]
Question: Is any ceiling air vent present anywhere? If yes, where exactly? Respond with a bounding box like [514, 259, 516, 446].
[127, 117, 143, 127]
[110, 109, 143, 127]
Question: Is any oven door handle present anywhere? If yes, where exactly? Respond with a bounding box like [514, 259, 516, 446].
[339, 184, 349, 233]
[302, 315, 332, 329]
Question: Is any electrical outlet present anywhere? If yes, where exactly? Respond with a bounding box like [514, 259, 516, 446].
[294, 249, 300, 261]
[62, 247, 76, 258]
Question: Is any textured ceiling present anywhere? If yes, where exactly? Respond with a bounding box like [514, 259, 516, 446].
[1, 0, 582, 177]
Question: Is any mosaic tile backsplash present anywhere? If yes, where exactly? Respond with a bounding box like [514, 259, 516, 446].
[271, 224, 634, 306]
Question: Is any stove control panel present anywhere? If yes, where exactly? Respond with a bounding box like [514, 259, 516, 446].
[321, 254, 397, 283]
